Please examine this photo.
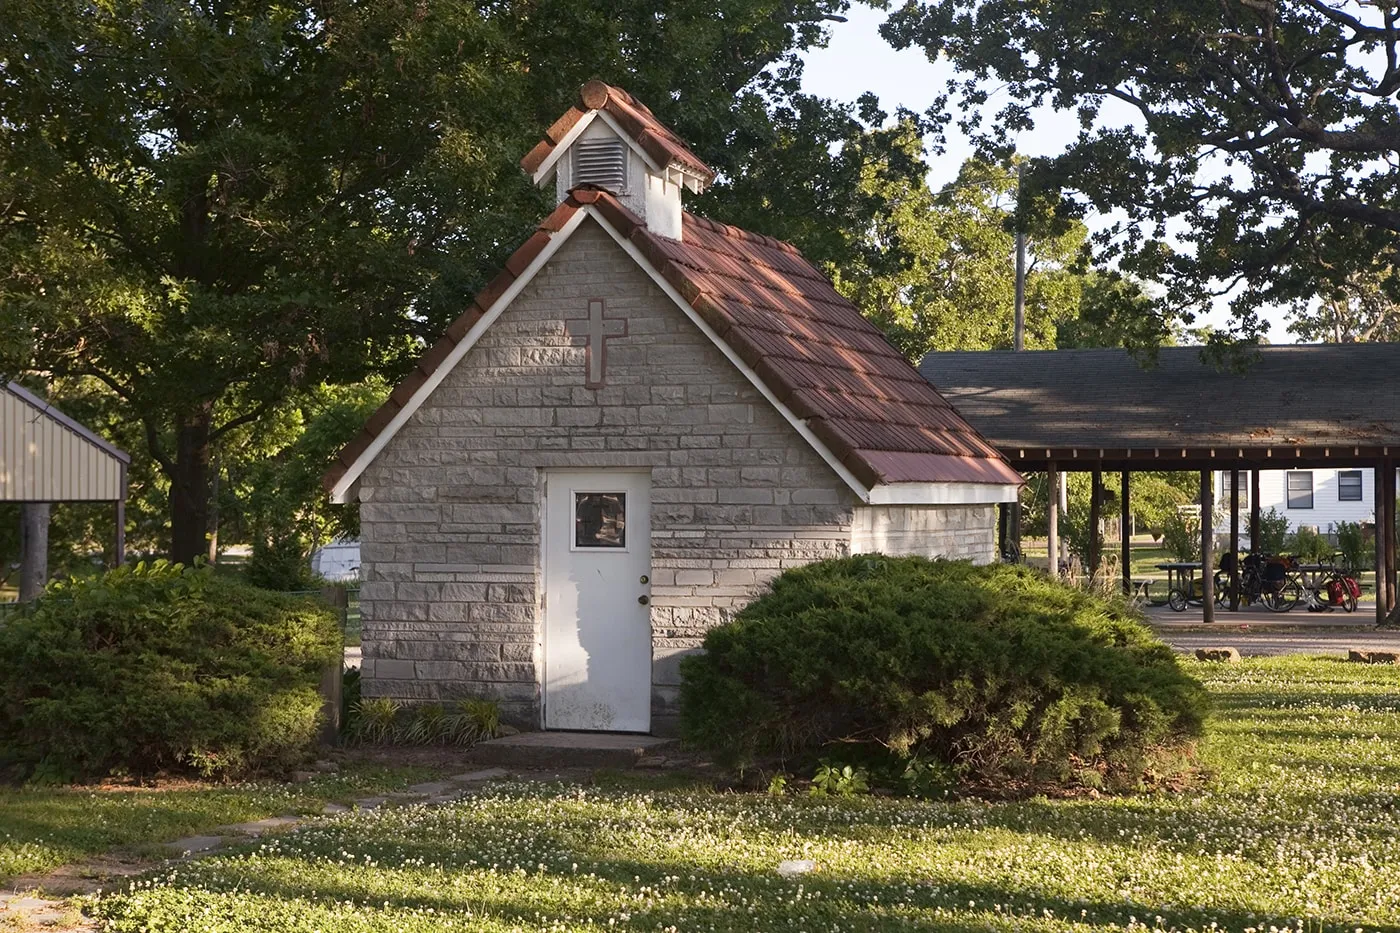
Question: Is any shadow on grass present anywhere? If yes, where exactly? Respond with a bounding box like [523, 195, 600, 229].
[124, 838, 1400, 933]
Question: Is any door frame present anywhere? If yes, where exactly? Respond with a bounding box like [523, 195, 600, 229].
[539, 468, 653, 732]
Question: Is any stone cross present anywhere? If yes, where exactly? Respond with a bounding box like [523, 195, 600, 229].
[565, 299, 627, 388]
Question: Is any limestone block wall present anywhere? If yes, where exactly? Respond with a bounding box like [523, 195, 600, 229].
[851, 504, 998, 564]
[355, 219, 855, 729]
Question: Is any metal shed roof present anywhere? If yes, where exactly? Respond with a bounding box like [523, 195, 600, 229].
[1, 382, 130, 502]
[918, 345, 1400, 470]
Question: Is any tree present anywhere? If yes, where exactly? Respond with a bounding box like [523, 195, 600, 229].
[1057, 271, 1179, 352]
[828, 143, 1155, 359]
[0, 0, 533, 563]
[1288, 269, 1400, 342]
[1, 0, 902, 565]
[881, 0, 1400, 337]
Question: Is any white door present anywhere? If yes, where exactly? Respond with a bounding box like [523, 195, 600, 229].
[543, 470, 652, 732]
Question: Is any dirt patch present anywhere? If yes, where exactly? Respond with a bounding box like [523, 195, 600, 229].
[7, 853, 152, 899]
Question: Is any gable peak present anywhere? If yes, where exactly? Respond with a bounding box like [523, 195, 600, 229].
[520, 82, 715, 241]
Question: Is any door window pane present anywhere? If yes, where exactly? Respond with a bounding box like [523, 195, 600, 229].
[1286, 472, 1314, 510]
[575, 493, 626, 548]
[1338, 470, 1363, 502]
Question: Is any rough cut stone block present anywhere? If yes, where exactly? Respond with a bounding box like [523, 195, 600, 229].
[376, 659, 417, 680]
[501, 642, 535, 662]
[1348, 650, 1400, 664]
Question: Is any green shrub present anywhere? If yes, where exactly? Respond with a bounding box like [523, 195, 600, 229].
[1334, 521, 1371, 573]
[344, 695, 502, 747]
[1287, 525, 1331, 562]
[347, 697, 400, 745]
[245, 533, 324, 592]
[1256, 507, 1290, 556]
[679, 556, 1208, 794]
[0, 561, 339, 782]
[1161, 511, 1200, 562]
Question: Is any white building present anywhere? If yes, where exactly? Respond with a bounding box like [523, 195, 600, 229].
[310, 538, 361, 582]
[1216, 468, 1390, 534]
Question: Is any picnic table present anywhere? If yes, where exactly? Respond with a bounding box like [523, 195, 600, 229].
[1293, 563, 1331, 590]
[1157, 562, 1205, 610]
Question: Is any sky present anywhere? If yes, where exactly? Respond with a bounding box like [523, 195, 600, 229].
[799, 6, 1293, 343]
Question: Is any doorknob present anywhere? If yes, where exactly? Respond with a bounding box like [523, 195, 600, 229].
[638, 595, 650, 606]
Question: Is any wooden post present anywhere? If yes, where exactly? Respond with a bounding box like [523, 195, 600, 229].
[1250, 470, 1261, 552]
[1377, 463, 1389, 626]
[1121, 471, 1132, 597]
[114, 462, 128, 569]
[1058, 470, 1069, 569]
[1046, 464, 1060, 578]
[1089, 469, 1103, 579]
[1387, 458, 1397, 613]
[1009, 491, 1022, 563]
[1229, 469, 1240, 611]
[114, 500, 126, 568]
[1200, 470, 1215, 623]
[998, 504, 1008, 560]
[319, 586, 348, 745]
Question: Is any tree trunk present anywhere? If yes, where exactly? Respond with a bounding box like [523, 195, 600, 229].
[169, 406, 213, 565]
[18, 503, 51, 602]
[207, 455, 221, 566]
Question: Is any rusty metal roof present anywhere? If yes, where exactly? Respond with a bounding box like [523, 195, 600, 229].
[326, 188, 1020, 493]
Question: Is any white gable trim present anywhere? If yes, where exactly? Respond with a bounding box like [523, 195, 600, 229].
[530, 110, 665, 186]
[331, 204, 1016, 508]
[530, 111, 597, 184]
[584, 209, 872, 504]
[328, 207, 591, 504]
[867, 482, 1020, 506]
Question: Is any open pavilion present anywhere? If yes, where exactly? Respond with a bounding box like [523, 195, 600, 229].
[919, 345, 1400, 624]
[1, 381, 129, 599]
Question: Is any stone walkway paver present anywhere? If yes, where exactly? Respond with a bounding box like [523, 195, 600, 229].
[0, 893, 79, 928]
[0, 764, 516, 930]
[165, 834, 225, 856]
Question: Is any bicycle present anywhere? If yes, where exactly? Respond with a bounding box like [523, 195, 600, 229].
[1305, 552, 1360, 613]
[1212, 553, 1301, 612]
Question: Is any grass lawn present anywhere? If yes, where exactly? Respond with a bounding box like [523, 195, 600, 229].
[0, 765, 438, 883]
[84, 657, 1400, 932]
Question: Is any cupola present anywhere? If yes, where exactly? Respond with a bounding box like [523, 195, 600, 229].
[520, 81, 715, 240]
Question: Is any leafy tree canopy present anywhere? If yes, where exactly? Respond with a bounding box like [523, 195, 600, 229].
[830, 143, 1159, 358]
[1288, 268, 1400, 342]
[881, 0, 1400, 341]
[0, 0, 926, 564]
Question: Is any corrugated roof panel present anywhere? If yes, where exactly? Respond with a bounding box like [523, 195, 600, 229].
[0, 384, 128, 502]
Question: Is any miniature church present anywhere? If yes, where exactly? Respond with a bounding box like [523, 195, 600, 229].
[325, 81, 1021, 734]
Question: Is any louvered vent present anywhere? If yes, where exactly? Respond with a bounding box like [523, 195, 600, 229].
[573, 139, 628, 192]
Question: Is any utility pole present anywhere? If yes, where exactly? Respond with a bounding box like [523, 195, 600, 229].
[1007, 160, 1027, 562]
[1014, 161, 1026, 352]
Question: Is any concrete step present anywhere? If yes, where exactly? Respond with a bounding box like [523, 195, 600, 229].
[467, 731, 677, 770]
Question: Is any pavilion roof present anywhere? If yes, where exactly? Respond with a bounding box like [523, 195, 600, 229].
[918, 345, 1400, 468]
